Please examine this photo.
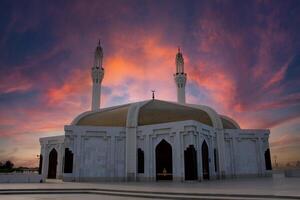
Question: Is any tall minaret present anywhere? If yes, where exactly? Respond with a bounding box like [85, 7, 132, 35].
[174, 48, 187, 104]
[91, 40, 104, 111]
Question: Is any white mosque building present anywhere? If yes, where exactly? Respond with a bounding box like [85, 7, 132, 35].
[39, 42, 272, 182]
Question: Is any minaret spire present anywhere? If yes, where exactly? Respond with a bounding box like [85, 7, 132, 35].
[174, 47, 187, 104]
[91, 40, 105, 111]
[94, 39, 103, 69]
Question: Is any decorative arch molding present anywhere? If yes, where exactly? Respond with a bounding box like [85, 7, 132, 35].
[47, 145, 59, 154]
[200, 137, 210, 149]
[182, 131, 198, 151]
[154, 137, 173, 149]
[48, 147, 58, 154]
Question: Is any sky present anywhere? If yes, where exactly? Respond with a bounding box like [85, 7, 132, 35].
[0, 0, 299, 167]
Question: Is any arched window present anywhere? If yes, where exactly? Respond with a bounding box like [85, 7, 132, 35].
[137, 148, 144, 173]
[48, 148, 58, 179]
[64, 148, 73, 173]
[184, 145, 198, 180]
[156, 139, 173, 180]
[264, 148, 272, 170]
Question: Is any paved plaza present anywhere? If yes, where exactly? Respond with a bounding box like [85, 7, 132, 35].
[0, 175, 300, 199]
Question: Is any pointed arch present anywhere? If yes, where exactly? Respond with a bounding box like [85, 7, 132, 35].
[184, 145, 198, 180]
[48, 148, 58, 179]
[155, 139, 173, 180]
[64, 148, 73, 173]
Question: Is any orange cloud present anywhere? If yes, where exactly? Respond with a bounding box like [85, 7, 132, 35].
[46, 69, 91, 105]
[189, 66, 236, 110]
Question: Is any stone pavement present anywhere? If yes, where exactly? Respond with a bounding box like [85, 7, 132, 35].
[0, 175, 300, 199]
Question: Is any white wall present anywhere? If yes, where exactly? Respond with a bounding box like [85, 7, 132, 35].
[224, 129, 270, 177]
[0, 173, 43, 183]
[39, 135, 65, 180]
[136, 120, 217, 181]
[40, 121, 271, 182]
[63, 125, 126, 181]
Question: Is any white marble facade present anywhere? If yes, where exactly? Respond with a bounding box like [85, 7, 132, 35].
[39, 136, 64, 180]
[39, 117, 271, 182]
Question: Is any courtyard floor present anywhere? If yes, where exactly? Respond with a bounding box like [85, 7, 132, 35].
[0, 174, 300, 199]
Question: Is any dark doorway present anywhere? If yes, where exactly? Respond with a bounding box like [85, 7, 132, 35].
[184, 145, 198, 180]
[264, 148, 272, 170]
[137, 148, 144, 173]
[38, 154, 43, 174]
[156, 139, 172, 180]
[64, 148, 73, 173]
[202, 141, 209, 180]
[48, 148, 57, 179]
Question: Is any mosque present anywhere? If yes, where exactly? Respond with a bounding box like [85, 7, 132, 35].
[39, 42, 272, 182]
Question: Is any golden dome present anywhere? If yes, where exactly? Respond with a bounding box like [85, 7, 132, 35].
[73, 99, 239, 129]
[138, 100, 212, 126]
[76, 104, 130, 127]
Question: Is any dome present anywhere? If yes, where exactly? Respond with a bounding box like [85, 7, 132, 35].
[138, 100, 212, 126]
[75, 104, 130, 127]
[72, 99, 239, 129]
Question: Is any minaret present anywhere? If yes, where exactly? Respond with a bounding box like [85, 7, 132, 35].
[174, 48, 187, 104]
[91, 40, 104, 111]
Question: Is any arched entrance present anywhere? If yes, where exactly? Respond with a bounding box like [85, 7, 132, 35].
[137, 148, 144, 173]
[202, 141, 209, 180]
[264, 148, 272, 170]
[155, 139, 172, 180]
[48, 148, 58, 179]
[184, 145, 198, 180]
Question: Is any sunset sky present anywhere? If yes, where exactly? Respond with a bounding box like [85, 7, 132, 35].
[0, 0, 299, 167]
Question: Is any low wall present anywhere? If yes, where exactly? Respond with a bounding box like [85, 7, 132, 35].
[0, 173, 43, 183]
[285, 169, 300, 177]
